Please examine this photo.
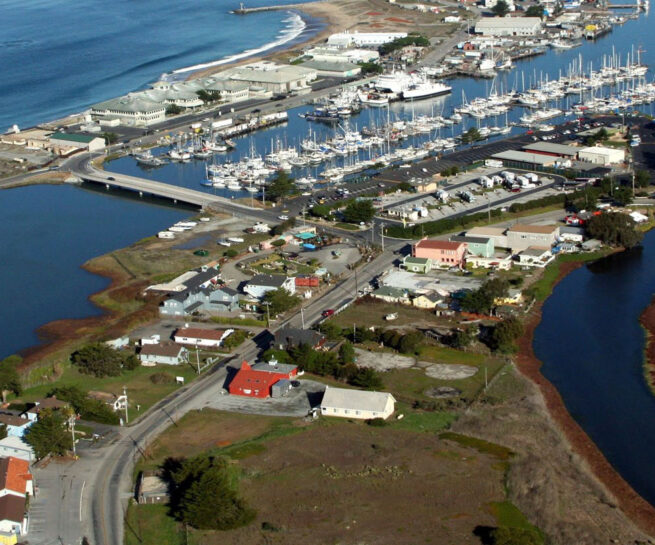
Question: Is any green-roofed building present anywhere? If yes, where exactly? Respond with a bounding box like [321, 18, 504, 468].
[402, 256, 432, 274]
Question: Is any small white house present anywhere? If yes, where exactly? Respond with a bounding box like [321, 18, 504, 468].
[243, 274, 295, 299]
[139, 343, 188, 366]
[173, 327, 234, 348]
[320, 386, 396, 420]
[0, 437, 34, 463]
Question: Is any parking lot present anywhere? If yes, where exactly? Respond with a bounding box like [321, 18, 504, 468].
[204, 378, 326, 417]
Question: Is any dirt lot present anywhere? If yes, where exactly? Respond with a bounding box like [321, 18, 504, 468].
[454, 368, 653, 544]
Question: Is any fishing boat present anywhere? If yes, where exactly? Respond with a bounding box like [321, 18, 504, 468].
[135, 150, 166, 167]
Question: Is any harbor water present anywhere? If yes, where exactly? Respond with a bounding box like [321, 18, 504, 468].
[3, 0, 655, 512]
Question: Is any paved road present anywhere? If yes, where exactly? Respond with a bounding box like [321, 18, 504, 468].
[85, 238, 403, 545]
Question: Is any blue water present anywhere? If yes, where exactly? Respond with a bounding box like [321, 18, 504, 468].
[0, 0, 320, 131]
[0, 184, 188, 357]
[534, 236, 655, 506]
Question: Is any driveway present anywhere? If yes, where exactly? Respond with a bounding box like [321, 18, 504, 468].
[201, 379, 326, 417]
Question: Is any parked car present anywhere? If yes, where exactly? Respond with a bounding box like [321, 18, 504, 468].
[278, 215, 289, 220]
[321, 309, 335, 318]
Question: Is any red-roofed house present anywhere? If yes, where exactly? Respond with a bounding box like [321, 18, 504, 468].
[173, 327, 234, 348]
[228, 360, 298, 398]
[412, 239, 466, 268]
[0, 457, 33, 499]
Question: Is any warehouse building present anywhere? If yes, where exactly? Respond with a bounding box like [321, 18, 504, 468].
[91, 94, 166, 126]
[327, 31, 408, 48]
[219, 61, 317, 94]
[578, 145, 626, 165]
[474, 17, 543, 36]
[300, 60, 362, 78]
[320, 386, 396, 420]
[491, 150, 556, 169]
[305, 46, 380, 64]
[522, 141, 579, 159]
[507, 224, 559, 252]
[48, 133, 106, 154]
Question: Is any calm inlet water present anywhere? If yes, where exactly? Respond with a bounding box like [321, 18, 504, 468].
[0, 185, 188, 357]
[534, 235, 655, 506]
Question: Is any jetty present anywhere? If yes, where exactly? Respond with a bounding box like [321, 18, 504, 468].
[231, 2, 294, 14]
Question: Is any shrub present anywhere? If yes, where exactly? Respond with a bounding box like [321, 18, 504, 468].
[150, 372, 175, 385]
[367, 418, 387, 427]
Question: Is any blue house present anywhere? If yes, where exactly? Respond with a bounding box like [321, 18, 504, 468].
[160, 286, 240, 316]
[0, 415, 33, 438]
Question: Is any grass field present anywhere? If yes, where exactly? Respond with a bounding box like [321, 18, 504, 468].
[19, 362, 199, 421]
[330, 299, 443, 329]
[129, 409, 516, 545]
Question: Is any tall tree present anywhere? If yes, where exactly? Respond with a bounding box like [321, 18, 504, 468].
[262, 288, 301, 316]
[491, 0, 510, 16]
[586, 213, 642, 248]
[24, 408, 72, 459]
[266, 172, 296, 202]
[342, 200, 375, 223]
[170, 455, 256, 530]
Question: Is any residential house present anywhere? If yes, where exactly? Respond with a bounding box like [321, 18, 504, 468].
[402, 256, 432, 274]
[450, 235, 494, 258]
[160, 286, 240, 316]
[0, 438, 34, 463]
[0, 417, 31, 439]
[0, 495, 27, 538]
[139, 343, 188, 366]
[173, 327, 234, 348]
[559, 226, 585, 243]
[273, 327, 326, 350]
[506, 224, 559, 252]
[0, 457, 33, 500]
[412, 292, 443, 310]
[371, 286, 411, 304]
[517, 247, 555, 267]
[228, 360, 298, 398]
[87, 391, 127, 412]
[412, 239, 466, 268]
[320, 386, 396, 420]
[243, 274, 295, 299]
[466, 226, 508, 249]
[21, 397, 70, 423]
[466, 255, 513, 271]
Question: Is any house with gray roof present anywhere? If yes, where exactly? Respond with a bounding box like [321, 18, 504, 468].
[402, 256, 432, 274]
[160, 285, 240, 316]
[273, 326, 326, 350]
[243, 274, 295, 299]
[139, 343, 188, 366]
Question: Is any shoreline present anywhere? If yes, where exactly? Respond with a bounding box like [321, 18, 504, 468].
[516, 258, 655, 536]
[639, 295, 655, 397]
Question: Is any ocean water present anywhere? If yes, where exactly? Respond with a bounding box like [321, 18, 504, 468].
[0, 0, 320, 131]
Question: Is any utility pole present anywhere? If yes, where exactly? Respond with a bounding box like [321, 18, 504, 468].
[123, 386, 129, 425]
[379, 223, 385, 252]
[263, 301, 271, 327]
[355, 267, 359, 296]
[195, 342, 201, 374]
[300, 306, 305, 330]
[69, 415, 76, 457]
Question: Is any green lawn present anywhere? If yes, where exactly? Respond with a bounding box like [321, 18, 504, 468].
[439, 432, 514, 460]
[334, 222, 361, 231]
[125, 503, 182, 545]
[386, 403, 456, 433]
[418, 345, 485, 366]
[19, 362, 199, 421]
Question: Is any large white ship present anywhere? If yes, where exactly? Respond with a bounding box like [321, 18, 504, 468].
[374, 71, 414, 94]
[402, 79, 452, 100]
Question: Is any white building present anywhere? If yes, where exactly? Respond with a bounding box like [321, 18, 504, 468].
[305, 46, 380, 64]
[218, 62, 317, 94]
[484, 0, 515, 10]
[48, 133, 106, 153]
[578, 145, 625, 165]
[243, 274, 295, 299]
[320, 386, 396, 420]
[327, 31, 408, 48]
[173, 327, 234, 348]
[0, 437, 34, 463]
[475, 17, 542, 36]
[139, 343, 189, 366]
[91, 94, 166, 126]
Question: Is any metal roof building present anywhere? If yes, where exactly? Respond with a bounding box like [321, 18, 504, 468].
[474, 17, 542, 36]
[491, 150, 556, 168]
[522, 141, 580, 158]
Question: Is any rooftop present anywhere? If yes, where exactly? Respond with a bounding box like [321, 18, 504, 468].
[139, 342, 186, 358]
[507, 223, 558, 235]
[403, 256, 431, 265]
[0, 415, 28, 428]
[491, 150, 555, 165]
[522, 141, 580, 156]
[475, 17, 542, 28]
[0, 495, 25, 524]
[450, 235, 492, 245]
[0, 457, 32, 495]
[300, 60, 361, 72]
[414, 239, 465, 251]
[49, 132, 98, 144]
[93, 93, 166, 114]
[247, 274, 290, 288]
[466, 226, 506, 237]
[321, 386, 395, 413]
[174, 327, 228, 341]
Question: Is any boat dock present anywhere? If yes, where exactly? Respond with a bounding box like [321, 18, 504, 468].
[231, 2, 295, 14]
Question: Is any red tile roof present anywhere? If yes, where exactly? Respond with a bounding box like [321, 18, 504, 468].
[0, 457, 32, 495]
